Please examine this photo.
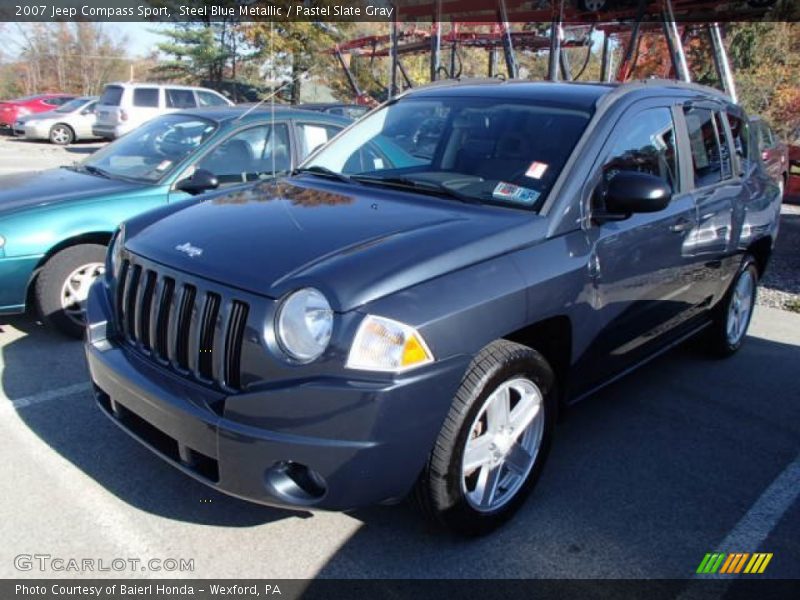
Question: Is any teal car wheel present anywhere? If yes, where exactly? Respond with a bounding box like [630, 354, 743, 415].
[35, 244, 106, 338]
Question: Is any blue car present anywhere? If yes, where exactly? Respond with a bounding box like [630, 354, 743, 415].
[85, 80, 780, 535]
[0, 107, 350, 336]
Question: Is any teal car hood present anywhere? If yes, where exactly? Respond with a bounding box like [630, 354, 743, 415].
[0, 168, 146, 216]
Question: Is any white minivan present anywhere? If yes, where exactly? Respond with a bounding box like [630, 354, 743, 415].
[92, 82, 233, 139]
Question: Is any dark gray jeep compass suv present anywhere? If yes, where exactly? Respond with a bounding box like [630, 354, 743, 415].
[85, 80, 781, 535]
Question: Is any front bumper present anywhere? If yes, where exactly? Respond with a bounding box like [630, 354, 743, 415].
[21, 122, 52, 140]
[84, 282, 469, 510]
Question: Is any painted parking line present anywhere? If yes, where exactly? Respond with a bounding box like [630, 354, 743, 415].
[0, 381, 91, 410]
[679, 452, 800, 597]
[707, 451, 800, 566]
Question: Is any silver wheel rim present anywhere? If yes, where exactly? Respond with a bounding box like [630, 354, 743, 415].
[461, 377, 545, 512]
[726, 269, 755, 346]
[60, 262, 104, 326]
[52, 126, 70, 144]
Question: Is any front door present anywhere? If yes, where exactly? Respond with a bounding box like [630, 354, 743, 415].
[574, 102, 699, 392]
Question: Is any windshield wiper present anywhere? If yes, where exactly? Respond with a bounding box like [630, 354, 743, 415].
[292, 165, 351, 183]
[350, 175, 478, 204]
[80, 165, 113, 179]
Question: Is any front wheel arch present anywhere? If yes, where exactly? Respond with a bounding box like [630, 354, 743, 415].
[25, 231, 113, 310]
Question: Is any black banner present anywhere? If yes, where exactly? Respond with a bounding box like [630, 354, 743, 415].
[4, 579, 800, 600]
[0, 0, 798, 23]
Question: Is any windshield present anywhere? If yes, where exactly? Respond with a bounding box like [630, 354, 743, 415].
[56, 98, 91, 113]
[80, 114, 217, 183]
[302, 96, 590, 210]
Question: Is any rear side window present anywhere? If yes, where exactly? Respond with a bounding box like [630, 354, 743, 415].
[713, 112, 733, 180]
[166, 89, 196, 109]
[603, 107, 679, 191]
[684, 107, 724, 188]
[296, 123, 343, 160]
[99, 86, 123, 106]
[197, 91, 230, 107]
[133, 88, 159, 108]
[727, 113, 751, 173]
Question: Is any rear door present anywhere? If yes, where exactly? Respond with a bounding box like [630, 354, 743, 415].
[681, 102, 748, 304]
[576, 100, 699, 388]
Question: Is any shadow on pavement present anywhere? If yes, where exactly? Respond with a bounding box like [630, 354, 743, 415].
[2, 313, 799, 576]
[315, 334, 800, 578]
[1, 314, 307, 528]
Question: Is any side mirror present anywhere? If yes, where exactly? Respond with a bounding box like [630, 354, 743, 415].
[175, 169, 219, 196]
[598, 171, 672, 220]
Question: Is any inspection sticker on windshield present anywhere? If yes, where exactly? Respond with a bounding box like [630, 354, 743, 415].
[525, 161, 549, 180]
[492, 182, 540, 206]
[156, 160, 173, 172]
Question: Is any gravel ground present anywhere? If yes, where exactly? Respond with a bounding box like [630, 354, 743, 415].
[759, 202, 800, 312]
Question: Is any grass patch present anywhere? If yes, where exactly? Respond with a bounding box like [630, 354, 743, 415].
[786, 298, 800, 313]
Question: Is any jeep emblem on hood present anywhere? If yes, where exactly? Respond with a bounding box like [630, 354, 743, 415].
[175, 242, 203, 258]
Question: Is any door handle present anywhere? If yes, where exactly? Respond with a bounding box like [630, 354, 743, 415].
[669, 218, 693, 233]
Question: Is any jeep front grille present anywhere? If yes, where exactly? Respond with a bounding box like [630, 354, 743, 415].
[115, 257, 249, 391]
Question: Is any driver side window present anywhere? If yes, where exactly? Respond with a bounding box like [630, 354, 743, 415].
[196, 124, 291, 185]
[603, 107, 679, 191]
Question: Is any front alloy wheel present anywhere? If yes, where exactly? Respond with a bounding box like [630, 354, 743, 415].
[462, 377, 545, 512]
[49, 124, 74, 145]
[415, 340, 556, 535]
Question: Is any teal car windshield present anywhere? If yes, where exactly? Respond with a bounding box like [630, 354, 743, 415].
[303, 97, 590, 210]
[80, 115, 218, 183]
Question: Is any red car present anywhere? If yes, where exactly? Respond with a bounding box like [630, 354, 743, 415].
[750, 116, 789, 199]
[0, 94, 76, 128]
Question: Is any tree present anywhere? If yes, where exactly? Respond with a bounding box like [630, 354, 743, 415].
[3, 22, 129, 96]
[243, 7, 350, 104]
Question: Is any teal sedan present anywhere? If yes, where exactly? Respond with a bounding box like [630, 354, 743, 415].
[0, 106, 350, 336]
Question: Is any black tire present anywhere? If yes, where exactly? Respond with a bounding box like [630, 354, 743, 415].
[35, 244, 106, 338]
[414, 340, 557, 536]
[49, 123, 74, 146]
[707, 255, 759, 358]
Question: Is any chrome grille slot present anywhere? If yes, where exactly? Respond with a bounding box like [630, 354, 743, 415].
[112, 254, 250, 391]
[124, 265, 142, 339]
[137, 270, 157, 349]
[154, 277, 175, 361]
[198, 293, 221, 380]
[224, 301, 249, 390]
[175, 284, 197, 371]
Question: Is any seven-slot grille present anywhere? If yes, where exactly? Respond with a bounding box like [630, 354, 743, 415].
[115, 258, 249, 391]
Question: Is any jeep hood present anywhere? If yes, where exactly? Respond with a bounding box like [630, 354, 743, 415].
[125, 178, 549, 311]
[0, 167, 145, 216]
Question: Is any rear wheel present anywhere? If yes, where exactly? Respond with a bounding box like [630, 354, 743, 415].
[49, 123, 74, 145]
[707, 256, 758, 357]
[35, 244, 106, 338]
[414, 340, 556, 536]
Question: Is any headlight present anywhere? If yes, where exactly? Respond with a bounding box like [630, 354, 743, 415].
[275, 288, 333, 363]
[346, 315, 433, 373]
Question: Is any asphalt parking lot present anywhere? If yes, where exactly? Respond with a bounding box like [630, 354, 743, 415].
[0, 135, 798, 582]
